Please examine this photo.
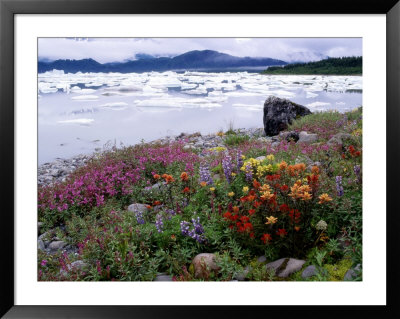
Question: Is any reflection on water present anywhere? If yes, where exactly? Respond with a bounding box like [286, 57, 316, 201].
[38, 71, 362, 164]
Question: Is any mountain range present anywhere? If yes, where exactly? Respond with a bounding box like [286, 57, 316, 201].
[38, 50, 287, 73]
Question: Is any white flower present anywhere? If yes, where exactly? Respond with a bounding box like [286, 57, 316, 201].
[316, 220, 328, 231]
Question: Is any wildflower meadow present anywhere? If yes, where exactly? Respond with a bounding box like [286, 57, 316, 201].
[38, 107, 362, 281]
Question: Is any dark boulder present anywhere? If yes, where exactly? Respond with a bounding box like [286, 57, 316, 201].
[263, 96, 312, 136]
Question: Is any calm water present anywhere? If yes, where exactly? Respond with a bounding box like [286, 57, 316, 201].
[38, 71, 362, 164]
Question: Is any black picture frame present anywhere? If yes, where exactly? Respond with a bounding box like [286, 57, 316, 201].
[1, 0, 399, 318]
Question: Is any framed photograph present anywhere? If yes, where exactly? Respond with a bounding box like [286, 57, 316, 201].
[1, 0, 399, 317]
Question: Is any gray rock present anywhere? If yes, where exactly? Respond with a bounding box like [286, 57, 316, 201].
[128, 203, 149, 214]
[192, 253, 220, 279]
[48, 240, 67, 250]
[257, 256, 267, 264]
[234, 266, 250, 281]
[327, 133, 354, 146]
[154, 274, 173, 281]
[301, 265, 317, 278]
[266, 258, 306, 278]
[263, 96, 312, 136]
[37, 222, 43, 235]
[344, 264, 361, 280]
[255, 156, 266, 162]
[295, 155, 313, 165]
[183, 144, 196, 151]
[60, 260, 88, 276]
[38, 231, 52, 244]
[298, 131, 318, 144]
[271, 142, 280, 149]
[38, 239, 45, 251]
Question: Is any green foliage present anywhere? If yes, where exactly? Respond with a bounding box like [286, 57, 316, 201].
[38, 107, 363, 282]
[263, 56, 362, 75]
[224, 134, 250, 146]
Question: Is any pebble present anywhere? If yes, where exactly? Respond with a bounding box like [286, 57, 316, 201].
[265, 258, 306, 278]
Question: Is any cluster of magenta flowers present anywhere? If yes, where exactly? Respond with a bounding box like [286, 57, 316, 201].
[222, 152, 233, 183]
[180, 215, 206, 243]
[199, 162, 213, 185]
[38, 160, 144, 213]
[336, 176, 344, 197]
[38, 141, 200, 216]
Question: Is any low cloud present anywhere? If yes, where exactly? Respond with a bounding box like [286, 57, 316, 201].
[38, 38, 362, 63]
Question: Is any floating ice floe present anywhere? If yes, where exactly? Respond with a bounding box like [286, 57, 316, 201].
[71, 95, 99, 100]
[134, 97, 221, 109]
[182, 85, 208, 95]
[233, 103, 263, 110]
[99, 102, 129, 108]
[76, 88, 97, 94]
[57, 118, 94, 125]
[306, 101, 331, 108]
[306, 91, 319, 98]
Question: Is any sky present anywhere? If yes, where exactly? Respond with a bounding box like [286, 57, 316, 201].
[38, 38, 362, 63]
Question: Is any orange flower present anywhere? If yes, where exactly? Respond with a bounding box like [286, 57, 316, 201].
[279, 161, 288, 171]
[161, 174, 168, 179]
[294, 226, 301, 232]
[153, 201, 161, 206]
[200, 181, 207, 187]
[248, 209, 256, 216]
[180, 172, 189, 181]
[253, 179, 261, 189]
[153, 174, 161, 180]
[232, 206, 240, 213]
[311, 166, 320, 174]
[165, 175, 175, 184]
[318, 193, 333, 204]
[301, 192, 312, 201]
[182, 187, 190, 193]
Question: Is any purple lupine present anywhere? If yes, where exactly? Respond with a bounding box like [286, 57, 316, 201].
[336, 115, 348, 128]
[180, 216, 206, 243]
[199, 162, 213, 185]
[134, 208, 145, 224]
[222, 152, 233, 183]
[336, 176, 344, 197]
[155, 214, 164, 233]
[165, 209, 176, 220]
[245, 162, 253, 182]
[354, 165, 361, 183]
[236, 150, 243, 172]
[180, 221, 190, 236]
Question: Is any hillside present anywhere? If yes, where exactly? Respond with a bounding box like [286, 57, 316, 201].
[262, 57, 362, 75]
[38, 50, 287, 73]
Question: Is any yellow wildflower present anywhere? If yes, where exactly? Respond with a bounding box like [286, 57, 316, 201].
[228, 192, 235, 197]
[266, 154, 275, 161]
[231, 172, 237, 177]
[265, 216, 278, 225]
[242, 186, 249, 194]
[209, 187, 215, 192]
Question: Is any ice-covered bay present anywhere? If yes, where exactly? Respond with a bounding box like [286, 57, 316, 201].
[38, 70, 362, 164]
